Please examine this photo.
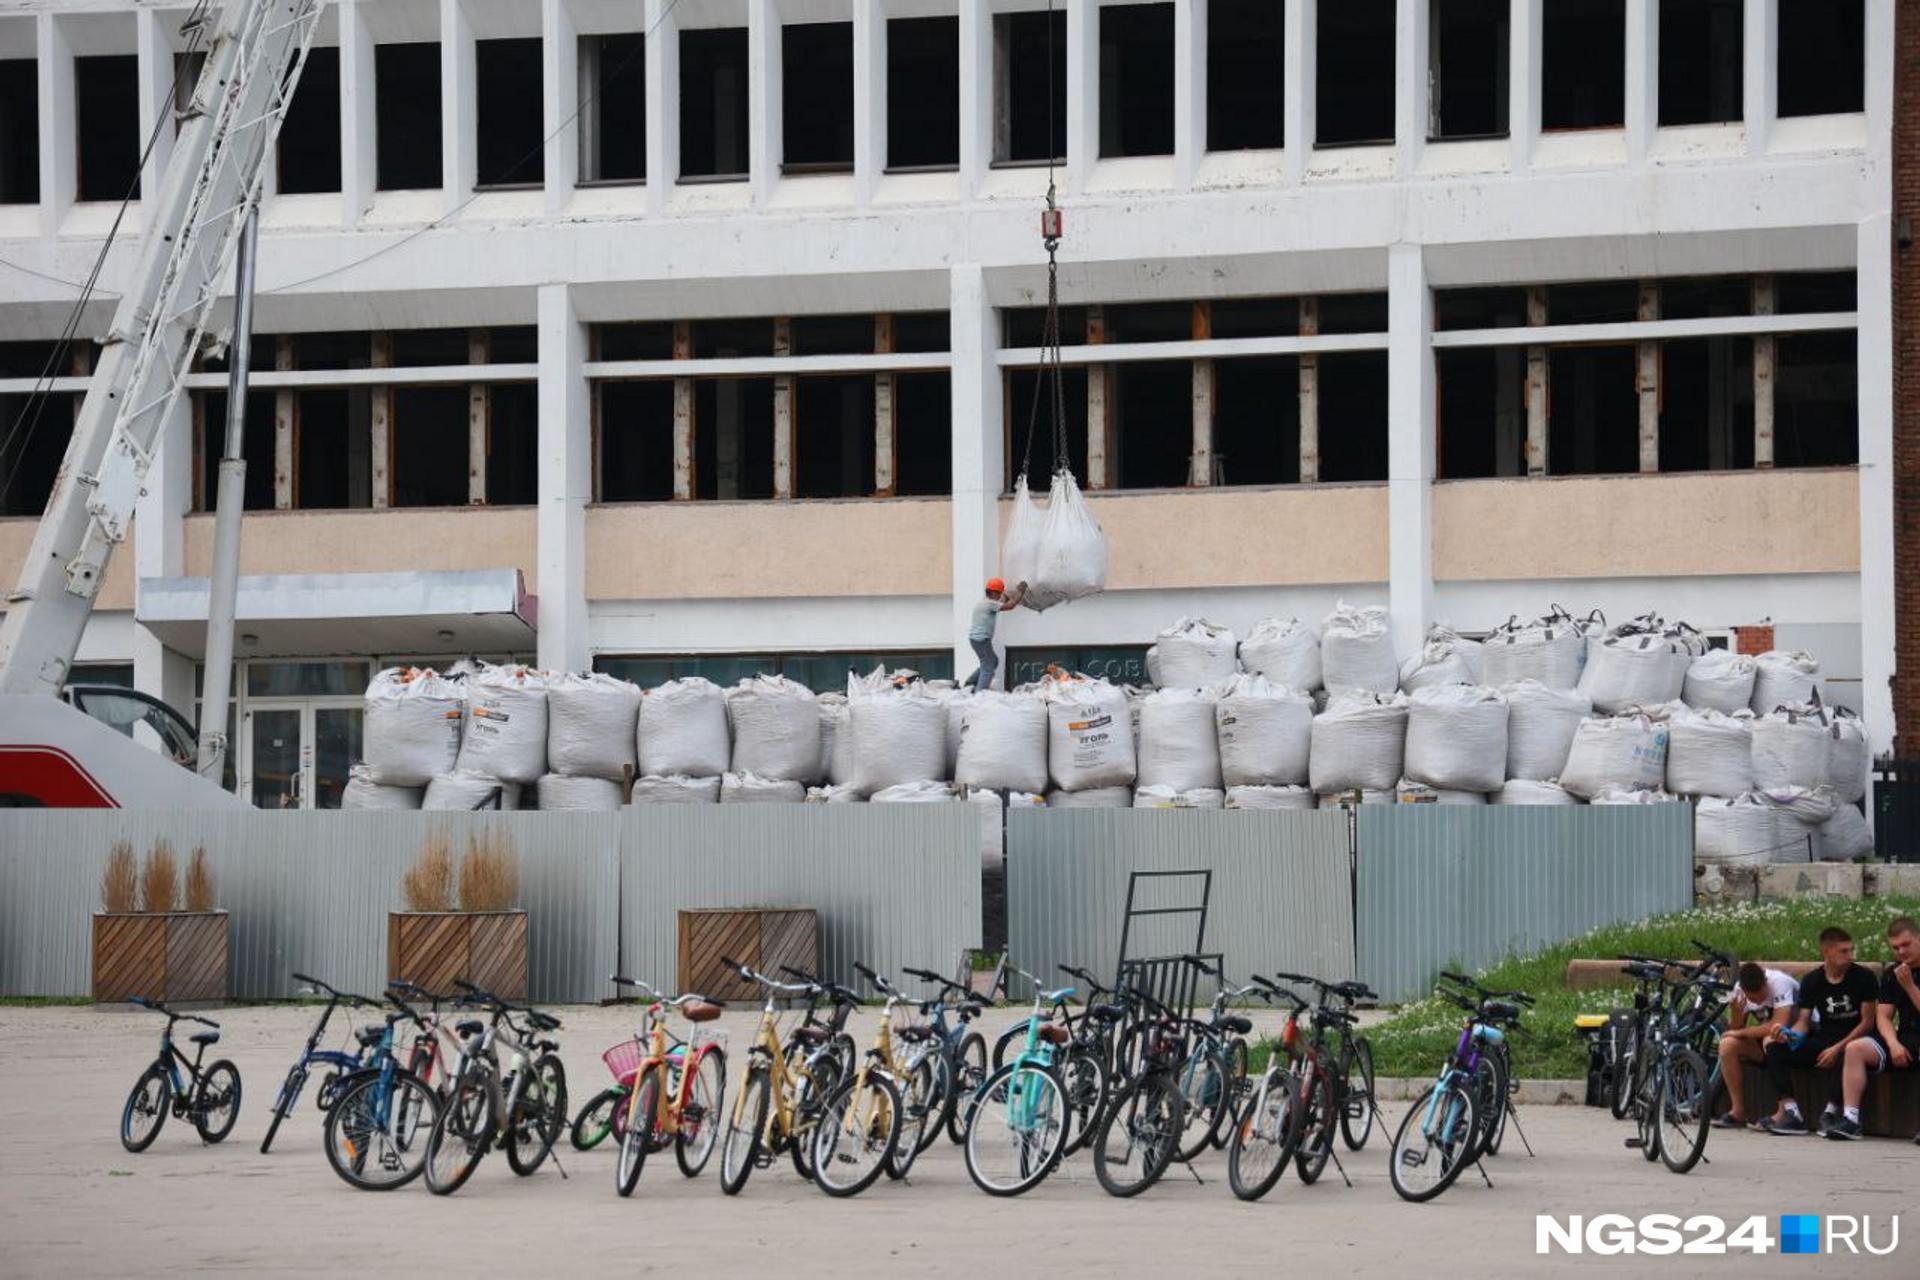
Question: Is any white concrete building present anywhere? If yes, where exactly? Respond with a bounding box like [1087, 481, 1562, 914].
[0, 0, 1892, 806]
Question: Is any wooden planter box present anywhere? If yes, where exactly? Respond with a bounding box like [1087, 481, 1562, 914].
[678, 908, 818, 1004]
[92, 911, 229, 1004]
[388, 910, 527, 1001]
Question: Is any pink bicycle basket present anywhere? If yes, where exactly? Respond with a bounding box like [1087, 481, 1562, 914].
[602, 1038, 646, 1085]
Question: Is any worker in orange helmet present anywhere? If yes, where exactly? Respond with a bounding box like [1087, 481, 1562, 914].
[966, 577, 1028, 692]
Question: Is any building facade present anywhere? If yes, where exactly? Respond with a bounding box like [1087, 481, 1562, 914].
[0, 0, 1895, 806]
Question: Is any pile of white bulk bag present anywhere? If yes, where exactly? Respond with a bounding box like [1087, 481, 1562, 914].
[726, 675, 822, 782]
[1589, 787, 1680, 805]
[456, 665, 549, 784]
[942, 689, 972, 777]
[1826, 710, 1869, 804]
[365, 668, 466, 785]
[1214, 674, 1313, 787]
[1696, 794, 1791, 866]
[806, 783, 861, 803]
[1046, 786, 1133, 808]
[956, 692, 1049, 794]
[1396, 780, 1488, 805]
[1239, 617, 1322, 691]
[1403, 685, 1508, 793]
[342, 764, 423, 810]
[1751, 650, 1820, 713]
[1580, 619, 1697, 714]
[1136, 687, 1225, 792]
[1317, 789, 1396, 808]
[1820, 805, 1874, 859]
[1559, 714, 1670, 799]
[544, 672, 641, 781]
[871, 780, 960, 803]
[1665, 708, 1755, 799]
[1309, 691, 1409, 795]
[1002, 470, 1108, 612]
[639, 678, 731, 778]
[1226, 784, 1316, 810]
[1133, 785, 1225, 809]
[1321, 602, 1398, 694]
[423, 770, 520, 811]
[1481, 611, 1588, 690]
[1492, 779, 1581, 806]
[969, 788, 1045, 867]
[1503, 681, 1591, 781]
[1399, 625, 1483, 691]
[1682, 651, 1757, 715]
[537, 774, 624, 811]
[721, 770, 807, 803]
[849, 683, 950, 796]
[818, 694, 852, 785]
[1146, 618, 1239, 689]
[1043, 679, 1136, 792]
[1750, 706, 1833, 791]
[630, 774, 721, 804]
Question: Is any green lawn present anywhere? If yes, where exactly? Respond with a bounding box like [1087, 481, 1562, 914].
[1360, 896, 1920, 1080]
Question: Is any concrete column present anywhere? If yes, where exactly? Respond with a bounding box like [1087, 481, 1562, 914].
[1386, 243, 1434, 659]
[1856, 212, 1896, 756]
[1173, 0, 1206, 188]
[536, 283, 589, 673]
[748, 0, 782, 206]
[1298, 297, 1320, 482]
[340, 0, 377, 224]
[772, 317, 794, 499]
[468, 330, 488, 504]
[1752, 275, 1775, 468]
[133, 396, 193, 721]
[1190, 302, 1214, 486]
[958, 0, 990, 195]
[1283, 0, 1313, 182]
[1065, 0, 1095, 191]
[1743, 0, 1775, 153]
[672, 321, 694, 498]
[949, 263, 1003, 684]
[136, 7, 176, 210]
[646, 0, 679, 213]
[1085, 305, 1110, 488]
[1525, 286, 1548, 475]
[273, 337, 294, 508]
[1865, 0, 1895, 157]
[1509, 0, 1541, 172]
[1636, 281, 1659, 473]
[542, 0, 579, 215]
[1394, 0, 1428, 175]
[440, 0, 475, 211]
[1624, 0, 1655, 163]
[37, 14, 73, 234]
[369, 331, 391, 507]
[853, 0, 885, 203]
[874, 314, 896, 494]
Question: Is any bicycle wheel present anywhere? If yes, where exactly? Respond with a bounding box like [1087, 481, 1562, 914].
[1227, 1069, 1303, 1202]
[963, 1061, 1067, 1196]
[789, 1052, 841, 1181]
[676, 1046, 726, 1177]
[1388, 1079, 1481, 1203]
[813, 1073, 902, 1197]
[1059, 1048, 1111, 1158]
[990, 1019, 1031, 1071]
[1483, 1047, 1511, 1157]
[719, 1066, 770, 1196]
[1176, 1047, 1229, 1163]
[887, 1057, 938, 1179]
[504, 1053, 566, 1175]
[1094, 1073, 1184, 1198]
[615, 1073, 660, 1198]
[1213, 1037, 1250, 1151]
[1609, 1024, 1642, 1120]
[1656, 1048, 1711, 1175]
[1294, 1067, 1336, 1185]
[120, 1064, 170, 1153]
[1466, 1054, 1503, 1163]
[325, 1070, 440, 1191]
[571, 1086, 624, 1151]
[912, 1050, 952, 1157]
[424, 1071, 496, 1195]
[192, 1061, 242, 1144]
[946, 1032, 988, 1144]
[1340, 1038, 1377, 1151]
[260, 1064, 305, 1154]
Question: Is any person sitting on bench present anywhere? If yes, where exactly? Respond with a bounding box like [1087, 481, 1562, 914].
[1713, 961, 1797, 1128]
[1828, 915, 1920, 1142]
[1759, 926, 1877, 1136]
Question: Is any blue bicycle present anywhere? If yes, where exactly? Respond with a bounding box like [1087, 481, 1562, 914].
[120, 998, 242, 1152]
[1386, 976, 1525, 1202]
[898, 966, 992, 1147]
[260, 973, 376, 1153]
[320, 988, 446, 1190]
[962, 963, 1070, 1196]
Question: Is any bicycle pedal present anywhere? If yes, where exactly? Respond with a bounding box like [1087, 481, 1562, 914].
[1623, 1137, 1645, 1149]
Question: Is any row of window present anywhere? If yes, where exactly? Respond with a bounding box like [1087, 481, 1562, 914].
[0, 1, 1868, 206]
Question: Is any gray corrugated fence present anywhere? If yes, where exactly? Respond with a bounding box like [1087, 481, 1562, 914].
[1004, 809, 1356, 1000]
[1354, 803, 1695, 1002]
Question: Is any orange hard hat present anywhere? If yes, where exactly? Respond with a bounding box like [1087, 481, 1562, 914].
[986, 577, 1006, 594]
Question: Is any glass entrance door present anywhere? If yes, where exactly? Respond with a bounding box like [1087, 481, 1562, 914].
[311, 705, 362, 810]
[241, 702, 364, 809]
[249, 708, 302, 809]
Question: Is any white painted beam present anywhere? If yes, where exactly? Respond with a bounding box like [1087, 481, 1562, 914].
[853, 0, 884, 204]
[1000, 333, 1391, 367]
[1430, 311, 1859, 348]
[958, 0, 990, 196]
[1624, 0, 1655, 163]
[589, 352, 950, 378]
[135, 7, 175, 210]
[339, 0, 377, 225]
[1283, 0, 1313, 183]
[1173, 0, 1206, 189]
[1065, 0, 1095, 191]
[748, 0, 781, 206]
[537, 282, 589, 671]
[949, 262, 1002, 684]
[646, 0, 680, 214]
[441, 0, 476, 211]
[1510, 0, 1541, 172]
[1394, 0, 1428, 175]
[1855, 212, 1895, 754]
[1743, 0, 1775, 154]
[542, 0, 579, 215]
[37, 13, 73, 235]
[1387, 242, 1434, 657]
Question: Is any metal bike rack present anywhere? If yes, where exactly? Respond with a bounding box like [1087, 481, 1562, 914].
[1114, 869, 1219, 1019]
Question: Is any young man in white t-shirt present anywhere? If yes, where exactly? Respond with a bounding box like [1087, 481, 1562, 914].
[1713, 961, 1799, 1128]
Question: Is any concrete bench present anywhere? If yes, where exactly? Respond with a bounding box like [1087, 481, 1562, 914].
[1565, 958, 1886, 991]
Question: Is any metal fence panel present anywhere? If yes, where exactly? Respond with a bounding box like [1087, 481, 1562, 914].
[1355, 804, 1695, 1002]
[1004, 809, 1356, 1000]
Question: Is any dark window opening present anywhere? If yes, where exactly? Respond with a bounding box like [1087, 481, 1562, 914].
[390, 329, 469, 367]
[1660, 275, 1749, 320]
[795, 375, 875, 497]
[76, 54, 139, 201]
[597, 381, 675, 501]
[1318, 292, 1391, 334]
[1547, 346, 1637, 474]
[278, 46, 340, 193]
[1430, 0, 1509, 139]
[1434, 286, 1527, 330]
[196, 391, 277, 511]
[693, 378, 774, 499]
[680, 27, 749, 179]
[490, 327, 538, 363]
[1658, 0, 1742, 126]
[476, 38, 543, 187]
[296, 389, 373, 508]
[0, 341, 67, 377]
[198, 333, 277, 376]
[892, 312, 950, 353]
[1317, 352, 1388, 481]
[1778, 0, 1863, 117]
[790, 315, 874, 356]
[579, 33, 645, 183]
[783, 22, 854, 170]
[596, 322, 675, 361]
[887, 17, 959, 169]
[1549, 280, 1639, 325]
[996, 10, 1067, 163]
[1316, 0, 1395, 146]
[1004, 305, 1087, 347]
[1211, 297, 1299, 338]
[1773, 332, 1857, 467]
[599, 649, 954, 690]
[894, 372, 952, 495]
[1659, 336, 1754, 471]
[0, 59, 39, 203]
[486, 383, 537, 504]
[1006, 367, 1088, 488]
[1214, 357, 1299, 486]
[1436, 347, 1525, 479]
[1111, 360, 1191, 489]
[1776, 271, 1856, 314]
[1104, 302, 1192, 344]
[1207, 0, 1283, 151]
[1542, 0, 1624, 130]
[1099, 3, 1174, 158]
[375, 43, 442, 190]
[389, 386, 466, 507]
[693, 318, 773, 358]
[0, 393, 73, 516]
[295, 331, 372, 370]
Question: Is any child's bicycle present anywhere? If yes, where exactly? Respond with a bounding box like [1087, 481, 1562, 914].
[606, 976, 729, 1197]
[120, 997, 243, 1152]
[260, 972, 375, 1153]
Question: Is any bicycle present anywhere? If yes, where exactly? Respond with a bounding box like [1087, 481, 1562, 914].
[963, 963, 1071, 1196]
[1091, 985, 1196, 1197]
[321, 989, 446, 1191]
[1436, 970, 1537, 1162]
[1269, 970, 1380, 1175]
[422, 982, 569, 1194]
[897, 965, 992, 1146]
[1174, 956, 1258, 1160]
[259, 973, 375, 1154]
[607, 976, 729, 1197]
[804, 964, 908, 1195]
[1385, 974, 1530, 1203]
[1225, 980, 1308, 1201]
[1619, 953, 1730, 1175]
[119, 997, 242, 1152]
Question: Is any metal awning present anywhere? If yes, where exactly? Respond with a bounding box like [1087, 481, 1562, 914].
[136, 569, 537, 659]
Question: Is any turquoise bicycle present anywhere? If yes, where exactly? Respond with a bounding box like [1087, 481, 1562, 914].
[962, 963, 1070, 1196]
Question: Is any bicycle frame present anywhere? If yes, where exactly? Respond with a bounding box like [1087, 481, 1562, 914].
[1003, 969, 1070, 1132]
[732, 979, 832, 1150]
[625, 999, 724, 1140]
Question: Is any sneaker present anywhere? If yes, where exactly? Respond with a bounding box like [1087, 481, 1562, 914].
[1761, 1113, 1810, 1135]
[1712, 1110, 1745, 1129]
[1825, 1117, 1863, 1141]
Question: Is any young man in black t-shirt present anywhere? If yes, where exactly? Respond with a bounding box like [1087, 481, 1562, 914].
[1758, 926, 1878, 1135]
[1830, 916, 1920, 1141]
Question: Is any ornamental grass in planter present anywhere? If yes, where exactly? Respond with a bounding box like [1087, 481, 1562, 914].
[388, 829, 527, 1000]
[93, 840, 229, 1004]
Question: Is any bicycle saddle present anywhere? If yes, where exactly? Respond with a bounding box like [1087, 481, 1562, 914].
[1623, 961, 1667, 983]
[896, 1025, 934, 1042]
[456, 1018, 484, 1038]
[355, 1024, 385, 1048]
[682, 1000, 723, 1023]
[1036, 1024, 1070, 1046]
[190, 1030, 220, 1046]
[1044, 987, 1075, 1004]
[790, 1025, 831, 1045]
[1482, 1001, 1521, 1023]
[1218, 1015, 1253, 1035]
[1090, 1003, 1129, 1022]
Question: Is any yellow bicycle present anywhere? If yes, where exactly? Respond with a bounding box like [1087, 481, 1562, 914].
[717, 958, 860, 1194]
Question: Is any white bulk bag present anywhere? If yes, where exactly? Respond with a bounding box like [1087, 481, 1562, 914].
[999, 475, 1041, 607]
[1146, 618, 1239, 689]
[1696, 794, 1789, 866]
[871, 780, 960, 803]
[818, 695, 851, 786]
[423, 770, 520, 811]
[1751, 650, 1820, 714]
[1226, 784, 1316, 810]
[1136, 688, 1224, 792]
[639, 678, 731, 779]
[806, 783, 862, 803]
[365, 668, 465, 786]
[942, 690, 973, 777]
[1559, 714, 1670, 799]
[1492, 779, 1581, 806]
[456, 665, 549, 784]
[1826, 712, 1869, 805]
[1399, 627, 1482, 692]
[1580, 632, 1688, 715]
[1317, 789, 1395, 808]
[342, 764, 423, 810]
[1214, 674, 1313, 787]
[1239, 617, 1322, 692]
[1043, 680, 1136, 791]
[1395, 780, 1489, 805]
[1820, 805, 1874, 859]
[1665, 708, 1755, 799]
[1133, 785, 1225, 809]
[1589, 787, 1680, 805]
[1682, 651, 1757, 715]
[956, 692, 1049, 794]
[1023, 469, 1108, 611]
[1481, 612, 1588, 690]
[1309, 692, 1409, 795]
[849, 685, 950, 796]
[1046, 786, 1133, 808]
[727, 675, 823, 782]
[1751, 707, 1833, 792]
[544, 672, 641, 781]
[1320, 602, 1398, 694]
[1403, 685, 1508, 793]
[537, 773, 624, 811]
[1503, 680, 1591, 781]
[968, 789, 1045, 868]
[721, 770, 807, 803]
[630, 773, 721, 804]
